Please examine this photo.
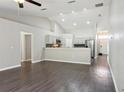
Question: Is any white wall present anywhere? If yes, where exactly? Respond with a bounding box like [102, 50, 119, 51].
[109, 0, 124, 91]
[0, 16, 65, 70]
[0, 18, 52, 70]
[55, 23, 65, 35]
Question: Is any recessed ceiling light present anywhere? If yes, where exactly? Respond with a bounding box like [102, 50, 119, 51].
[87, 21, 91, 24]
[72, 11, 75, 14]
[62, 19, 65, 22]
[14, 0, 25, 3]
[73, 23, 77, 26]
[83, 8, 87, 12]
[59, 13, 64, 16]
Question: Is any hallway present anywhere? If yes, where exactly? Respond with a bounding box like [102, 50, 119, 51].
[0, 55, 115, 92]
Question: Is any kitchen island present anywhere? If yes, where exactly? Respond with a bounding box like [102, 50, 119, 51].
[44, 48, 91, 65]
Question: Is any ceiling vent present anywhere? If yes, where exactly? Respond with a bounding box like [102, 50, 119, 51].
[98, 14, 102, 17]
[67, 0, 76, 4]
[95, 3, 104, 7]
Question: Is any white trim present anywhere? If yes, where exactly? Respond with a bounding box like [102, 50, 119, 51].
[0, 65, 21, 71]
[44, 59, 91, 65]
[107, 56, 119, 92]
[95, 56, 98, 59]
[32, 60, 43, 63]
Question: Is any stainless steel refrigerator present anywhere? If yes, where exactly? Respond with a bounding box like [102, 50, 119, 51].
[85, 39, 95, 59]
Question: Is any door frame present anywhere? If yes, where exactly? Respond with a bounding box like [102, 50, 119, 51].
[20, 32, 33, 62]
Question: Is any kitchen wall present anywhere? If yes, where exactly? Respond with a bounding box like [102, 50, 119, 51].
[67, 28, 96, 40]
[0, 17, 64, 70]
[68, 27, 98, 58]
[109, 0, 124, 91]
[61, 34, 74, 48]
[66, 28, 96, 45]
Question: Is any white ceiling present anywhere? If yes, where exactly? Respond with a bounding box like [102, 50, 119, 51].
[50, 6, 110, 31]
[0, 0, 111, 31]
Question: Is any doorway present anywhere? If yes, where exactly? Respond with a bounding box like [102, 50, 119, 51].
[97, 31, 109, 55]
[21, 32, 33, 63]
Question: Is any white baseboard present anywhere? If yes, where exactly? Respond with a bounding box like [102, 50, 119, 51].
[21, 59, 32, 62]
[107, 56, 119, 92]
[44, 59, 91, 65]
[32, 60, 43, 63]
[0, 60, 43, 72]
[0, 65, 21, 71]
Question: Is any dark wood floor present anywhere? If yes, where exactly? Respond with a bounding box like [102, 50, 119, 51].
[0, 55, 115, 92]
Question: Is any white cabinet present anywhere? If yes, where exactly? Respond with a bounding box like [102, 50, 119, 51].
[45, 35, 58, 44]
[61, 34, 74, 48]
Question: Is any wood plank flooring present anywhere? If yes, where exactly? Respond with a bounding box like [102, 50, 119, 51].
[0, 55, 115, 92]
